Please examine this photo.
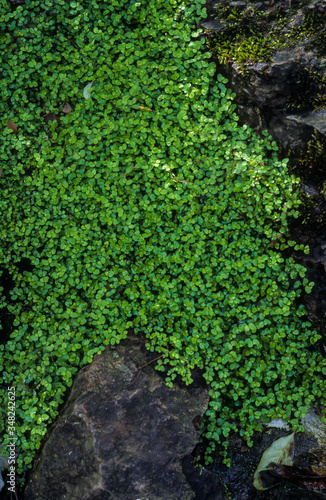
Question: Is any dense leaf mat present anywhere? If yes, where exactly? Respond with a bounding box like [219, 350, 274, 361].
[0, 0, 326, 473]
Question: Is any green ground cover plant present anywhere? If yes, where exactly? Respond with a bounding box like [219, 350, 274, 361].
[1, 0, 326, 477]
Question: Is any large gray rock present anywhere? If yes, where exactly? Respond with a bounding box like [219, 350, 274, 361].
[24, 338, 212, 500]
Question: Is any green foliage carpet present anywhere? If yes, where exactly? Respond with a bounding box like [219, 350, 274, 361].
[0, 0, 326, 475]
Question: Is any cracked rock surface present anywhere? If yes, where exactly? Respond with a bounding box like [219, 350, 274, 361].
[24, 338, 211, 500]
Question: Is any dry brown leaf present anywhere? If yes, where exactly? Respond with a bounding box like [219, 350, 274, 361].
[62, 102, 72, 114]
[270, 464, 326, 491]
[138, 106, 152, 111]
[7, 121, 17, 133]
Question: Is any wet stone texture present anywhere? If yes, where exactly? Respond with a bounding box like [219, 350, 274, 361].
[202, 0, 326, 155]
[194, 426, 326, 500]
[23, 338, 214, 500]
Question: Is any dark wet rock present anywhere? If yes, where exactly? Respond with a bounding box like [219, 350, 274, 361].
[291, 236, 326, 322]
[300, 183, 320, 197]
[288, 9, 305, 29]
[203, 0, 326, 154]
[307, 0, 326, 12]
[0, 454, 8, 493]
[287, 109, 326, 137]
[302, 407, 326, 445]
[200, 20, 226, 31]
[24, 338, 209, 500]
[269, 111, 325, 151]
[251, 2, 265, 11]
[226, 47, 321, 150]
[229, 1, 247, 10]
[182, 455, 229, 500]
[195, 427, 326, 500]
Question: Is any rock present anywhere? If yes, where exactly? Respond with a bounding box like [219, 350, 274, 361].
[222, 45, 316, 143]
[264, 418, 291, 431]
[229, 1, 247, 10]
[24, 338, 210, 500]
[204, 0, 326, 154]
[200, 20, 226, 31]
[0, 453, 9, 494]
[268, 115, 309, 151]
[228, 47, 319, 147]
[287, 109, 326, 137]
[307, 0, 326, 12]
[288, 9, 304, 29]
[182, 455, 229, 500]
[302, 407, 326, 446]
[300, 183, 320, 197]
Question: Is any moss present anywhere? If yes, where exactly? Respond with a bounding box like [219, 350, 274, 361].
[206, 0, 326, 78]
[206, 3, 284, 73]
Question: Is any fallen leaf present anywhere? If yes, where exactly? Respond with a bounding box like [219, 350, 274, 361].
[241, 445, 249, 453]
[138, 106, 152, 111]
[62, 102, 72, 114]
[258, 468, 285, 489]
[7, 121, 17, 133]
[270, 464, 326, 491]
[253, 433, 295, 490]
[83, 83, 93, 99]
